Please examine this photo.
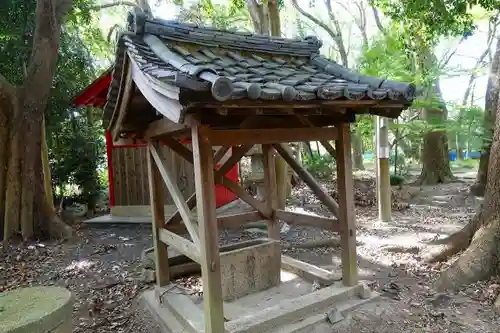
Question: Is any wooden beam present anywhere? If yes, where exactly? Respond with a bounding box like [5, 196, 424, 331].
[217, 211, 262, 229]
[144, 118, 189, 139]
[159, 229, 201, 264]
[207, 127, 338, 145]
[191, 124, 225, 333]
[275, 210, 339, 231]
[165, 211, 263, 234]
[149, 143, 200, 246]
[296, 114, 337, 157]
[216, 144, 253, 176]
[213, 145, 231, 164]
[163, 142, 246, 228]
[273, 143, 340, 217]
[146, 142, 169, 286]
[161, 136, 272, 218]
[263, 145, 280, 239]
[216, 175, 272, 218]
[335, 123, 358, 286]
[198, 99, 407, 109]
[110, 59, 134, 142]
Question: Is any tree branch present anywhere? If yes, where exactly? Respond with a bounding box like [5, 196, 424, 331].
[90, 1, 138, 10]
[291, 0, 340, 47]
[369, 2, 386, 35]
[325, 0, 348, 66]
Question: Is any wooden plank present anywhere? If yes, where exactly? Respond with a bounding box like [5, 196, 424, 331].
[263, 145, 280, 239]
[147, 142, 170, 286]
[208, 127, 339, 145]
[281, 255, 337, 286]
[274, 143, 340, 217]
[191, 124, 225, 333]
[217, 211, 262, 229]
[335, 123, 358, 286]
[275, 210, 339, 231]
[144, 118, 189, 139]
[159, 229, 201, 264]
[150, 143, 200, 246]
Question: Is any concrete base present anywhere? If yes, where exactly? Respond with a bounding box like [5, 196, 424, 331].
[0, 286, 73, 333]
[220, 238, 281, 301]
[142, 272, 378, 333]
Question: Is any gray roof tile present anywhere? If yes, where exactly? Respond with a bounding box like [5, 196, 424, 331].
[103, 9, 415, 123]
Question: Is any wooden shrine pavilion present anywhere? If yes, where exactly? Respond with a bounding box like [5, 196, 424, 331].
[103, 7, 415, 333]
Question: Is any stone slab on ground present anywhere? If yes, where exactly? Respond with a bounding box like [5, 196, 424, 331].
[142, 273, 376, 333]
[0, 286, 73, 333]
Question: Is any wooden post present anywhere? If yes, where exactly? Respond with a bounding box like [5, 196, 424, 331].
[147, 140, 169, 286]
[263, 144, 280, 239]
[335, 123, 358, 286]
[376, 116, 391, 222]
[191, 125, 225, 333]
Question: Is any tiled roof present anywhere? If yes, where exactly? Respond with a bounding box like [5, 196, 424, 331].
[103, 8, 415, 125]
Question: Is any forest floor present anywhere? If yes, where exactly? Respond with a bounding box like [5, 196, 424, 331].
[1, 168, 500, 332]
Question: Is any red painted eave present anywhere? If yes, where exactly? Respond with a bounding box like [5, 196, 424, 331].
[73, 68, 113, 108]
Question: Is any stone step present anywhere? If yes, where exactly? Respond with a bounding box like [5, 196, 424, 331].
[267, 292, 379, 333]
[225, 283, 363, 333]
[140, 290, 185, 333]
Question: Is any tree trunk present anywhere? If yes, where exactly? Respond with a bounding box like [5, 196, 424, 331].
[351, 128, 364, 170]
[1, 0, 73, 241]
[432, 95, 500, 292]
[416, 83, 454, 185]
[429, 40, 500, 297]
[471, 38, 500, 197]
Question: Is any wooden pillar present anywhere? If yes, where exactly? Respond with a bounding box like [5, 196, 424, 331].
[147, 140, 169, 286]
[376, 116, 391, 222]
[263, 145, 280, 239]
[105, 130, 115, 207]
[335, 123, 358, 286]
[191, 125, 225, 333]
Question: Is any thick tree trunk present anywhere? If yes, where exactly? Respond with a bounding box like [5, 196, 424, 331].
[1, 0, 72, 241]
[351, 129, 364, 170]
[471, 38, 500, 197]
[416, 84, 454, 185]
[417, 130, 454, 184]
[431, 45, 500, 294]
[433, 106, 500, 290]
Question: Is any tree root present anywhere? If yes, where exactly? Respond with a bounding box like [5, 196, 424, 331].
[424, 214, 482, 263]
[434, 217, 500, 292]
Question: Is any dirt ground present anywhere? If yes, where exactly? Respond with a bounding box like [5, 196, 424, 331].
[1, 169, 500, 332]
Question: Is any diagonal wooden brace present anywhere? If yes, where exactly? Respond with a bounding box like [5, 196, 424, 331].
[273, 143, 339, 217]
[163, 138, 256, 228]
[149, 143, 200, 246]
[162, 137, 271, 219]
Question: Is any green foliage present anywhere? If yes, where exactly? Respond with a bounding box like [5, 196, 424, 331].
[302, 153, 335, 179]
[177, 0, 251, 30]
[373, 0, 498, 43]
[0, 0, 110, 206]
[390, 174, 405, 186]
